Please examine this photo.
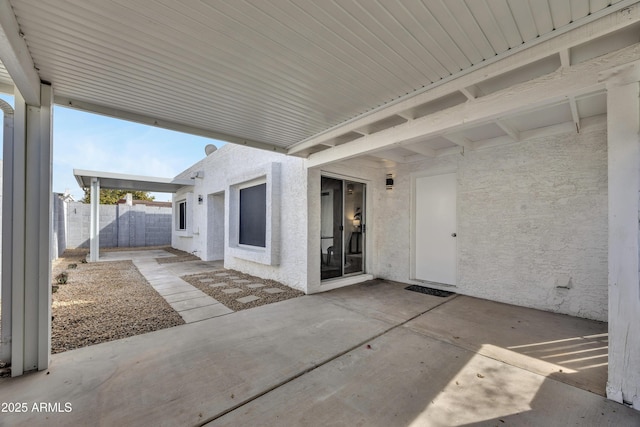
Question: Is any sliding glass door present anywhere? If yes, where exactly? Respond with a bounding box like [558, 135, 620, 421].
[321, 176, 365, 280]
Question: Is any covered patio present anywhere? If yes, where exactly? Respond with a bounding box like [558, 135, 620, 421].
[0, 0, 639, 415]
[0, 278, 637, 425]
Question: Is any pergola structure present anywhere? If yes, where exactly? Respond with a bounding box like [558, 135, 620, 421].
[73, 169, 193, 262]
[0, 0, 639, 409]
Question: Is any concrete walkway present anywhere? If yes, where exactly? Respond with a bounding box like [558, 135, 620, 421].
[0, 280, 638, 426]
[98, 250, 232, 323]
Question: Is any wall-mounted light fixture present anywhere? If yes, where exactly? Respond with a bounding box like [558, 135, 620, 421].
[198, 195, 203, 204]
[386, 173, 394, 190]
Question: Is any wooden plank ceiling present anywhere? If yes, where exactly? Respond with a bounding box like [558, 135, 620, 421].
[0, 0, 635, 158]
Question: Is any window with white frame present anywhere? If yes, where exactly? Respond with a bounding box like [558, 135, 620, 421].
[228, 162, 281, 266]
[239, 182, 266, 247]
[177, 199, 187, 231]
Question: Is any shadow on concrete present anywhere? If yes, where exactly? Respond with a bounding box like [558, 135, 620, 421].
[0, 280, 638, 426]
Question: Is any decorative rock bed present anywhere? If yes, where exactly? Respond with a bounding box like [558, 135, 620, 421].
[50, 248, 184, 354]
[183, 271, 304, 312]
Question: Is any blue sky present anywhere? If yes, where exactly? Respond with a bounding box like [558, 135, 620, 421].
[0, 93, 222, 201]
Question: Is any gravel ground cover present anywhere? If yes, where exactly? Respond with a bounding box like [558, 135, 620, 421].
[1, 245, 301, 373]
[183, 271, 304, 312]
[51, 248, 184, 354]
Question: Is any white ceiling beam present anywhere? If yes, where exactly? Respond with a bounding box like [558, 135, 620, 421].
[403, 142, 437, 157]
[0, 0, 41, 105]
[442, 134, 475, 149]
[569, 98, 581, 133]
[559, 49, 571, 68]
[55, 96, 287, 154]
[306, 43, 640, 168]
[460, 85, 483, 100]
[290, 3, 640, 156]
[559, 48, 580, 132]
[396, 111, 415, 121]
[495, 120, 521, 141]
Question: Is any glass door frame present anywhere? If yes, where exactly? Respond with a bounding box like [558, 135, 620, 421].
[320, 174, 366, 281]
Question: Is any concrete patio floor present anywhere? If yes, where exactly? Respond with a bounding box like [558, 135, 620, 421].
[0, 280, 638, 426]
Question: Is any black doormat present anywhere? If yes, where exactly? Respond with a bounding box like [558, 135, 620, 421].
[405, 285, 455, 298]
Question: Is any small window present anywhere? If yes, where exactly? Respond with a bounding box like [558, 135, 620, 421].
[239, 183, 266, 247]
[177, 200, 187, 230]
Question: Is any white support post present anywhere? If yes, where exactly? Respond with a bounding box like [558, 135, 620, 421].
[604, 65, 640, 409]
[10, 90, 27, 376]
[8, 84, 53, 376]
[30, 84, 53, 371]
[89, 177, 100, 262]
[0, 99, 14, 363]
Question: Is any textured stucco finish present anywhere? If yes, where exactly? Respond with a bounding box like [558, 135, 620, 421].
[376, 126, 608, 321]
[173, 144, 308, 292]
[175, 127, 608, 318]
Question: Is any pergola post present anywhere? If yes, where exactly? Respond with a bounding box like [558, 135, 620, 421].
[89, 177, 100, 262]
[5, 84, 53, 376]
[603, 62, 640, 409]
[0, 98, 14, 363]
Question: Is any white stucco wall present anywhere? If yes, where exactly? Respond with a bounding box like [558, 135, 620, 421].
[376, 125, 609, 321]
[172, 144, 308, 292]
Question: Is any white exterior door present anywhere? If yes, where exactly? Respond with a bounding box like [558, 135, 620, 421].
[414, 173, 457, 285]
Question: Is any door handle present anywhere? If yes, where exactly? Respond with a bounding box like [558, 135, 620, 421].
[451, 233, 457, 237]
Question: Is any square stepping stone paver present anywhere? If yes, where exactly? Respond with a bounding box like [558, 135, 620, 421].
[237, 295, 261, 304]
[247, 283, 265, 289]
[226, 276, 240, 280]
[263, 288, 284, 294]
[199, 278, 216, 283]
[209, 283, 229, 288]
[222, 288, 242, 294]
[233, 279, 252, 284]
[214, 272, 229, 277]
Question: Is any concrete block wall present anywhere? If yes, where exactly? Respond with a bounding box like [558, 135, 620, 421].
[65, 201, 171, 249]
[51, 194, 68, 259]
[144, 206, 173, 246]
[375, 125, 608, 321]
